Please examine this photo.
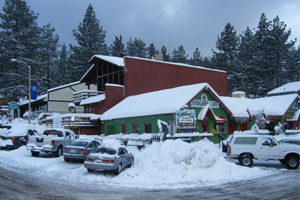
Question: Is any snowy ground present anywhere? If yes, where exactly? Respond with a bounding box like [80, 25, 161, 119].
[0, 119, 287, 190]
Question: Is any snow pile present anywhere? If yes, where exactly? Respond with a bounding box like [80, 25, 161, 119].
[0, 134, 274, 189]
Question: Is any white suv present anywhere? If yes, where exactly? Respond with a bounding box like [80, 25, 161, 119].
[227, 134, 300, 169]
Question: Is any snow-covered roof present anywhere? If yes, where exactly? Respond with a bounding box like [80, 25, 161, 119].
[19, 94, 47, 106]
[198, 105, 226, 121]
[47, 81, 81, 92]
[47, 113, 101, 120]
[89, 55, 125, 67]
[101, 83, 215, 120]
[267, 81, 300, 95]
[80, 94, 106, 105]
[126, 56, 226, 73]
[220, 94, 298, 118]
[287, 109, 300, 121]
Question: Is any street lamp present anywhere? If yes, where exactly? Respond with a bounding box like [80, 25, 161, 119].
[11, 58, 31, 124]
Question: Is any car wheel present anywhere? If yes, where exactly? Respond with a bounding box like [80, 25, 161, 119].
[239, 154, 253, 167]
[31, 151, 39, 157]
[55, 146, 63, 157]
[115, 164, 122, 175]
[129, 157, 134, 167]
[279, 159, 285, 164]
[285, 155, 299, 170]
[87, 168, 93, 173]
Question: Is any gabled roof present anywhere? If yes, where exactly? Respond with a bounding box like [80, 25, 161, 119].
[220, 94, 299, 118]
[47, 81, 81, 92]
[198, 105, 226, 122]
[101, 83, 217, 120]
[267, 81, 300, 96]
[89, 55, 124, 66]
[80, 94, 105, 106]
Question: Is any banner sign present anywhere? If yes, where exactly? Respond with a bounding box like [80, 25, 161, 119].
[175, 109, 196, 129]
[8, 101, 19, 110]
[191, 100, 219, 108]
[31, 85, 37, 100]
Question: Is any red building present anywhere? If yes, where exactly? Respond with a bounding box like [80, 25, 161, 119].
[80, 55, 228, 115]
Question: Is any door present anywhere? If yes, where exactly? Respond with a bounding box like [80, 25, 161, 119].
[201, 121, 209, 133]
[260, 137, 279, 159]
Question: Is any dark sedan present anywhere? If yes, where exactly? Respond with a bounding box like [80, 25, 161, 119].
[63, 139, 101, 162]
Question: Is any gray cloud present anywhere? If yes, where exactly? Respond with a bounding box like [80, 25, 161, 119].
[1, 0, 299, 57]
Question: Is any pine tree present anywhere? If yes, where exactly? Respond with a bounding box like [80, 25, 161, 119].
[69, 4, 107, 81]
[38, 23, 59, 91]
[147, 43, 158, 59]
[171, 45, 188, 63]
[0, 0, 41, 100]
[238, 27, 257, 97]
[110, 35, 125, 57]
[161, 45, 170, 61]
[56, 43, 71, 86]
[126, 37, 146, 58]
[213, 23, 240, 94]
[190, 48, 203, 66]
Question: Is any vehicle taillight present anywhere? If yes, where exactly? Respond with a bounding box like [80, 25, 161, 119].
[102, 159, 114, 163]
[27, 137, 29, 144]
[81, 148, 87, 154]
[63, 147, 66, 152]
[86, 157, 92, 161]
[228, 147, 231, 154]
[12, 137, 16, 143]
[51, 140, 55, 145]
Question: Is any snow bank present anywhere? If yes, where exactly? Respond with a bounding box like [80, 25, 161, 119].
[0, 138, 274, 189]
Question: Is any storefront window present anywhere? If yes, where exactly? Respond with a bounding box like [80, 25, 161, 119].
[122, 124, 128, 134]
[215, 123, 225, 133]
[132, 123, 139, 133]
[144, 123, 152, 133]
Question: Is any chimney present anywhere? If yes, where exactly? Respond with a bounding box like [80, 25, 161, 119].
[154, 54, 163, 61]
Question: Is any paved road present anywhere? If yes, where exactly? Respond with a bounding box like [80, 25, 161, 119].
[0, 165, 299, 200]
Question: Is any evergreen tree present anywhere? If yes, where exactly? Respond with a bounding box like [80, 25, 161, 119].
[69, 4, 107, 81]
[190, 48, 203, 66]
[126, 37, 146, 58]
[238, 27, 257, 97]
[147, 43, 158, 59]
[0, 0, 41, 100]
[213, 23, 240, 94]
[110, 35, 125, 57]
[161, 45, 170, 61]
[171, 45, 188, 63]
[56, 43, 72, 86]
[38, 23, 59, 91]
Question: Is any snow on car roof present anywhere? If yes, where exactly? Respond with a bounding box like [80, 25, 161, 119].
[101, 83, 216, 120]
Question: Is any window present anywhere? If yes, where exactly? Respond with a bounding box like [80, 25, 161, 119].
[85, 105, 92, 113]
[132, 123, 139, 133]
[122, 124, 128, 134]
[144, 123, 152, 133]
[233, 137, 257, 145]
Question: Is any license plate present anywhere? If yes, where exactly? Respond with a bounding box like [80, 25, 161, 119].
[70, 149, 76, 153]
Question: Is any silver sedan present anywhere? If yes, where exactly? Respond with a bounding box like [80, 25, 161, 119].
[63, 139, 101, 162]
[84, 146, 134, 175]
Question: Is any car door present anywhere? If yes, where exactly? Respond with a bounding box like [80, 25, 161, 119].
[260, 137, 279, 159]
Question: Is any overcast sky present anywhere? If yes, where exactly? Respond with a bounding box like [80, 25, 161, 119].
[1, 0, 299, 57]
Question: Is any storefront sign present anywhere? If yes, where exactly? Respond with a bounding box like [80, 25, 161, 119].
[175, 109, 196, 129]
[191, 100, 219, 108]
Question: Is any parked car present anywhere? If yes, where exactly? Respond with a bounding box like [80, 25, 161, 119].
[84, 146, 134, 174]
[63, 139, 101, 162]
[27, 128, 77, 157]
[0, 128, 38, 150]
[278, 138, 300, 146]
[227, 134, 300, 169]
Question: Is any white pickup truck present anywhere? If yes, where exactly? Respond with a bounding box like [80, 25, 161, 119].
[227, 134, 300, 169]
[27, 128, 77, 157]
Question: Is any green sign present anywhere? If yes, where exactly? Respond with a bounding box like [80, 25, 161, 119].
[175, 109, 196, 129]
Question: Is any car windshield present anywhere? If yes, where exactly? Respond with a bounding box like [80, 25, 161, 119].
[43, 130, 63, 137]
[70, 141, 89, 147]
[93, 147, 116, 155]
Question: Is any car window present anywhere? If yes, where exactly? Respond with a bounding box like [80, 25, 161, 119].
[44, 130, 63, 137]
[233, 137, 257, 145]
[70, 141, 89, 147]
[94, 147, 116, 155]
[95, 141, 100, 147]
